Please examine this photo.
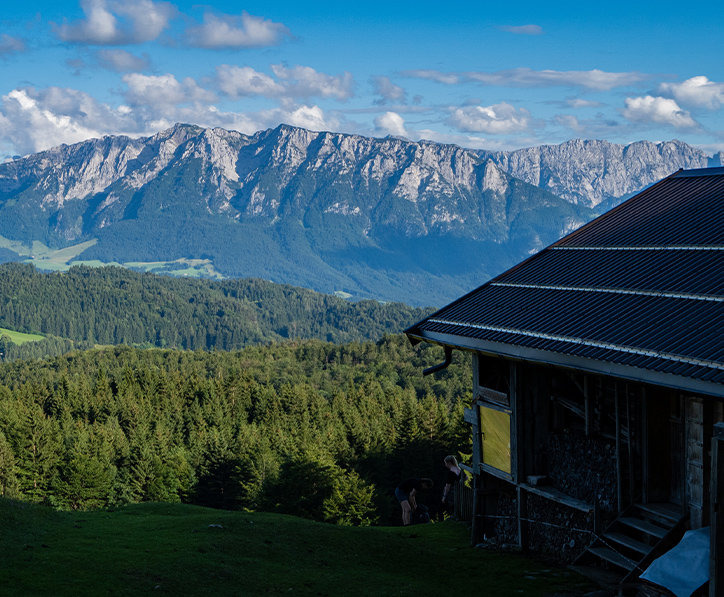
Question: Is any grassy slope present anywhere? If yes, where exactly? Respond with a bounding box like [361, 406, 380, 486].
[0, 500, 592, 596]
[0, 327, 44, 344]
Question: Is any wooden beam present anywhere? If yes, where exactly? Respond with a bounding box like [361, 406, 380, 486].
[710, 422, 724, 597]
[626, 384, 634, 508]
[517, 485, 528, 551]
[584, 375, 591, 437]
[615, 382, 622, 513]
[641, 387, 649, 505]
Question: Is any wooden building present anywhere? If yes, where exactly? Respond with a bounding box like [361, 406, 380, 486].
[405, 167, 724, 594]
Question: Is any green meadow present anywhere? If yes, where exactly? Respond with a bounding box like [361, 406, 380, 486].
[0, 328, 44, 345]
[0, 500, 591, 596]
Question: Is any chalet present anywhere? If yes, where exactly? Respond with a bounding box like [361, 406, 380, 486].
[405, 167, 724, 596]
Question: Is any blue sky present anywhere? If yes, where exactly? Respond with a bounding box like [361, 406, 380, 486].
[1, 1, 724, 160]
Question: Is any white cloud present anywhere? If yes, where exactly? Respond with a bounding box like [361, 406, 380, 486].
[404, 67, 643, 91]
[0, 87, 141, 156]
[122, 73, 216, 107]
[659, 76, 724, 110]
[54, 0, 175, 45]
[466, 68, 644, 91]
[279, 105, 331, 131]
[270, 65, 354, 100]
[447, 102, 532, 134]
[216, 65, 284, 98]
[499, 24, 543, 35]
[375, 112, 408, 137]
[555, 114, 584, 133]
[401, 70, 460, 85]
[0, 34, 26, 56]
[622, 95, 698, 129]
[566, 98, 601, 108]
[372, 76, 406, 104]
[96, 49, 150, 72]
[186, 11, 289, 48]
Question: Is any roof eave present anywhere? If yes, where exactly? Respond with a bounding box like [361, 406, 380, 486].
[408, 330, 724, 399]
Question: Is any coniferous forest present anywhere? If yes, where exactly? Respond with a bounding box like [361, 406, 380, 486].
[0, 263, 432, 362]
[0, 264, 471, 525]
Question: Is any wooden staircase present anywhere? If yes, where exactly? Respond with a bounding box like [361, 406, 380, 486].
[575, 502, 686, 587]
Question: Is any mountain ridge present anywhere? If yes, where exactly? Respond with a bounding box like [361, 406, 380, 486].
[0, 123, 716, 305]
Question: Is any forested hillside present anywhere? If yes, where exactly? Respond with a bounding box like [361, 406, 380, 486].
[0, 337, 470, 524]
[0, 263, 432, 361]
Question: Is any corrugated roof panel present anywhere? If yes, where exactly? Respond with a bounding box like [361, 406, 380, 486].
[557, 175, 724, 248]
[406, 168, 724, 391]
[496, 249, 724, 296]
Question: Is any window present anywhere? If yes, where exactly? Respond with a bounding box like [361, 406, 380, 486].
[480, 404, 512, 475]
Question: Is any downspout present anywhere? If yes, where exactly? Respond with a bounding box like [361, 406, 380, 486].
[423, 346, 453, 376]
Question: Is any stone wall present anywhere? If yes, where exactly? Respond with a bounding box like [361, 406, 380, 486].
[546, 429, 617, 513]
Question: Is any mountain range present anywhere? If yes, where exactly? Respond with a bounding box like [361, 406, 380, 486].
[0, 124, 719, 306]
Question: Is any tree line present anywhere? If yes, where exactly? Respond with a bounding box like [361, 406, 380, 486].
[0, 335, 470, 525]
[0, 263, 433, 361]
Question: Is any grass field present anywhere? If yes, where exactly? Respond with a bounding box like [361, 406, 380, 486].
[0, 500, 593, 596]
[0, 327, 44, 344]
[0, 234, 226, 279]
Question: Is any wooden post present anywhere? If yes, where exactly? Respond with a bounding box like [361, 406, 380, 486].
[517, 485, 527, 551]
[471, 472, 481, 546]
[615, 382, 622, 513]
[626, 385, 634, 507]
[710, 422, 724, 597]
[584, 375, 591, 437]
[641, 387, 649, 505]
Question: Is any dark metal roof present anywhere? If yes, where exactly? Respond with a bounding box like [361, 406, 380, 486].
[406, 167, 724, 397]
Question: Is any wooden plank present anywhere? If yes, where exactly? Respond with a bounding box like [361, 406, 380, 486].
[636, 502, 681, 524]
[615, 383, 622, 512]
[604, 531, 651, 556]
[479, 386, 508, 405]
[587, 546, 636, 571]
[618, 517, 668, 539]
[641, 388, 649, 505]
[519, 483, 593, 513]
[463, 407, 477, 424]
[711, 423, 724, 597]
[584, 375, 591, 437]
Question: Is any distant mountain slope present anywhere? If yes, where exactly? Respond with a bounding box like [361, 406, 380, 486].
[482, 138, 723, 207]
[0, 263, 431, 360]
[0, 124, 592, 305]
[2, 125, 718, 305]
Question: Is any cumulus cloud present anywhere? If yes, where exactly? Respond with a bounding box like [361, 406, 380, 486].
[447, 102, 532, 134]
[186, 11, 290, 48]
[372, 76, 406, 104]
[270, 65, 354, 100]
[659, 76, 724, 110]
[499, 24, 543, 35]
[0, 87, 143, 156]
[54, 0, 175, 45]
[622, 95, 698, 129]
[0, 34, 26, 56]
[96, 49, 150, 72]
[216, 65, 284, 98]
[277, 105, 330, 130]
[122, 73, 216, 107]
[375, 112, 408, 137]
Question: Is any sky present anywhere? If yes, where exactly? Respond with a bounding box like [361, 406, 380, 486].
[1, 1, 724, 161]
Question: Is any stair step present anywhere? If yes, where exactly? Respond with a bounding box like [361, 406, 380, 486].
[618, 517, 669, 539]
[587, 546, 637, 571]
[604, 531, 651, 555]
[636, 502, 681, 525]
